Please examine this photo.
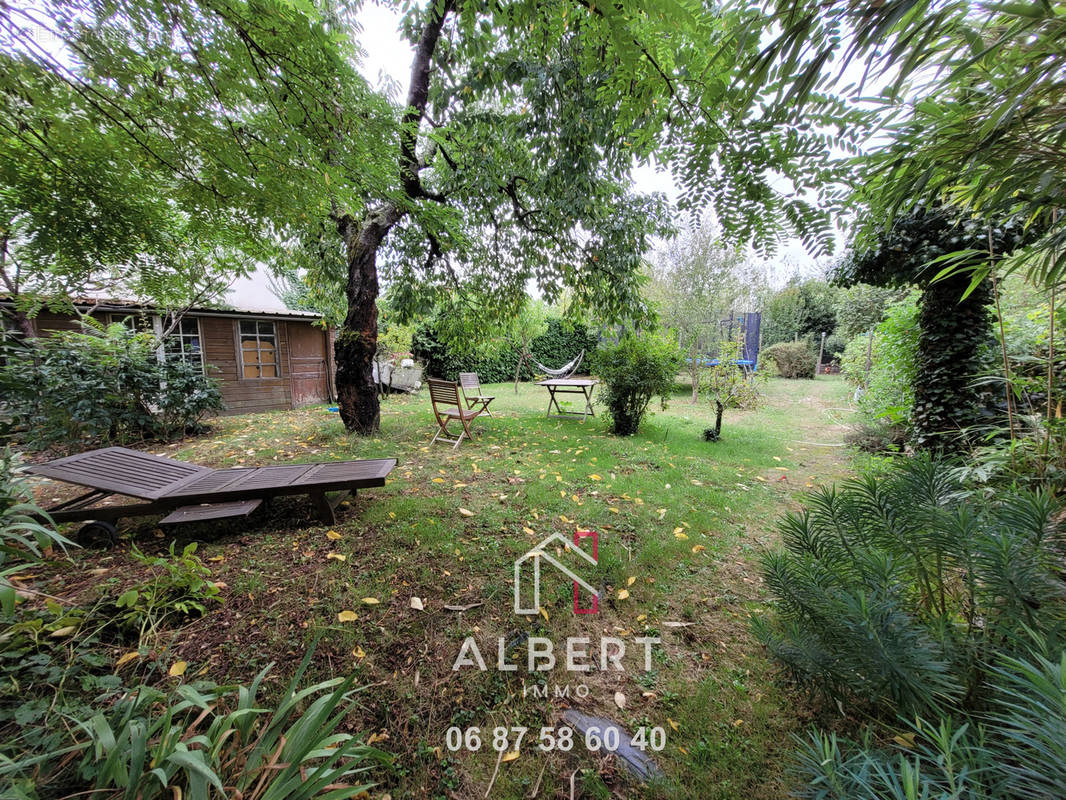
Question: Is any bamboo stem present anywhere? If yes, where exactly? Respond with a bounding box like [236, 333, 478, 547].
[989, 228, 1016, 466]
[1049, 209, 1059, 426]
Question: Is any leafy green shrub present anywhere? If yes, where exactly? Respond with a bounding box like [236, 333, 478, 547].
[834, 283, 898, 340]
[0, 602, 127, 771]
[753, 456, 1065, 718]
[2, 649, 387, 798]
[762, 341, 816, 379]
[0, 450, 74, 614]
[703, 340, 764, 440]
[112, 542, 222, 643]
[593, 332, 682, 435]
[841, 293, 920, 427]
[1, 323, 223, 451]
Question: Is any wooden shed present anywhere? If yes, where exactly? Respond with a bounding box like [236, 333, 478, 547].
[5, 299, 336, 416]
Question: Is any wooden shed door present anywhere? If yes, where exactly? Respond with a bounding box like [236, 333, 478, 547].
[288, 324, 330, 405]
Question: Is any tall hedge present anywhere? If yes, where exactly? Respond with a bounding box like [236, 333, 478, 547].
[412, 318, 599, 382]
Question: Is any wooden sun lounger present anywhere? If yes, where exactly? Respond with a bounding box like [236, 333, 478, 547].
[26, 447, 397, 538]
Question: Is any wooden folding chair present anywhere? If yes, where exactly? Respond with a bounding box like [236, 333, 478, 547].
[428, 379, 484, 449]
[459, 372, 495, 417]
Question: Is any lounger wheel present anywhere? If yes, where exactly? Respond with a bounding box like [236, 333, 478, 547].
[76, 520, 119, 549]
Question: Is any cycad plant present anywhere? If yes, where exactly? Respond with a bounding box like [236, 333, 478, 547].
[752, 455, 1066, 717]
[791, 648, 1066, 800]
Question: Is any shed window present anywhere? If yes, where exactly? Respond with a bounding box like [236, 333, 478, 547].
[239, 320, 278, 378]
[165, 318, 205, 373]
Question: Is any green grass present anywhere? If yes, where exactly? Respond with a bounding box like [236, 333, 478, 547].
[32, 376, 856, 800]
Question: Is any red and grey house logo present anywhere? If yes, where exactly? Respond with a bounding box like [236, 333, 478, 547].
[513, 530, 599, 615]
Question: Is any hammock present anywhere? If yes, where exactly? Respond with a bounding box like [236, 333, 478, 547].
[533, 349, 585, 379]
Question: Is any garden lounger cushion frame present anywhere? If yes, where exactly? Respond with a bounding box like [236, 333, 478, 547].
[26, 446, 396, 528]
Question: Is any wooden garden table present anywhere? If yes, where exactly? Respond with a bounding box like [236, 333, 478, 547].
[537, 378, 598, 422]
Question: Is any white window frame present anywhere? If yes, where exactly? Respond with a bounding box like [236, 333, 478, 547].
[111, 313, 206, 374]
[163, 317, 205, 373]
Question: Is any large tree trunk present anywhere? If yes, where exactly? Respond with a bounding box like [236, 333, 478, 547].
[335, 208, 401, 434]
[0, 235, 36, 339]
[331, 0, 453, 434]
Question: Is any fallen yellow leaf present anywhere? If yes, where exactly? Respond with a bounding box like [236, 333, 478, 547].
[692, 544, 706, 553]
[667, 718, 679, 731]
[501, 751, 520, 763]
[893, 733, 917, 749]
[115, 651, 140, 668]
[326, 552, 346, 561]
[458, 507, 474, 517]
[169, 661, 188, 677]
[626, 576, 636, 586]
[338, 610, 359, 622]
[326, 530, 342, 540]
[353, 646, 366, 659]
[588, 474, 602, 481]
[617, 589, 630, 600]
[361, 597, 380, 605]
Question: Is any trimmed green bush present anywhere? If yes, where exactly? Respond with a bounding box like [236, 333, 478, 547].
[593, 332, 682, 435]
[762, 341, 816, 379]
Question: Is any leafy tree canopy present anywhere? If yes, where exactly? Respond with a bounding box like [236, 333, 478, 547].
[0, 0, 392, 318]
[732, 0, 1066, 283]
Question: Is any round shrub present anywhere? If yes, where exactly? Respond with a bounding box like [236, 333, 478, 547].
[592, 332, 682, 436]
[762, 341, 816, 379]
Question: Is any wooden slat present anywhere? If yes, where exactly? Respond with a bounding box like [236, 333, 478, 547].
[159, 499, 262, 524]
[167, 458, 396, 502]
[26, 447, 209, 500]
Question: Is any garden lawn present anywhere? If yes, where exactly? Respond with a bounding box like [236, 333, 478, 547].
[28, 376, 856, 800]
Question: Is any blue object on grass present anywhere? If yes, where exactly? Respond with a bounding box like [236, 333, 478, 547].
[684, 357, 757, 370]
[327, 406, 339, 412]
